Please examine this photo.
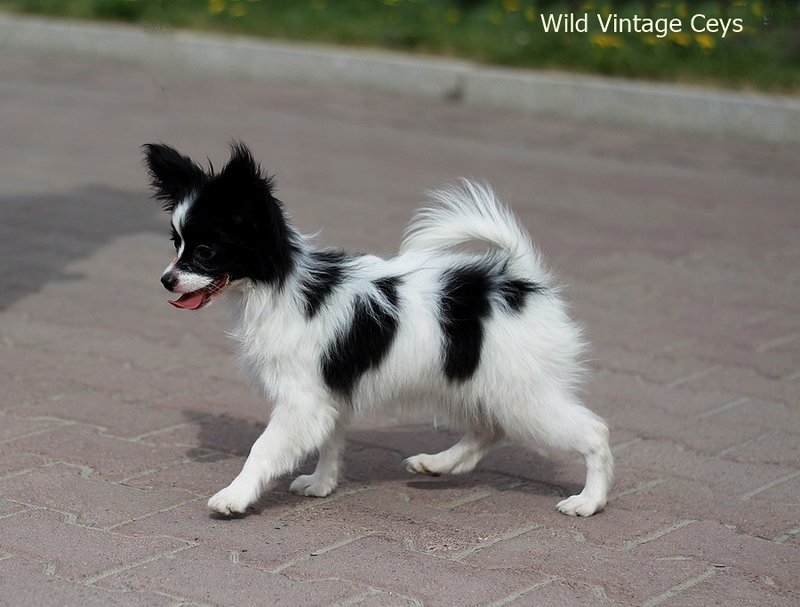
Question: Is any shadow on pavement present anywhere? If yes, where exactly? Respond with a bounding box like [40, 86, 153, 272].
[0, 185, 161, 310]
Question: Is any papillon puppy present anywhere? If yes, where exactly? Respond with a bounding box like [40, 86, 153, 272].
[144, 142, 613, 517]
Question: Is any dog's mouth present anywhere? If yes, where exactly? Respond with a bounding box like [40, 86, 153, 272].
[169, 275, 230, 310]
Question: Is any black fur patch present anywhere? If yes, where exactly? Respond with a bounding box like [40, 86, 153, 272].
[301, 250, 349, 319]
[322, 277, 401, 397]
[439, 265, 492, 382]
[498, 278, 544, 313]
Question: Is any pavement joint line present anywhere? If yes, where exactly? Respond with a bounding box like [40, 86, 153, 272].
[642, 567, 717, 607]
[103, 496, 204, 531]
[451, 523, 542, 561]
[665, 365, 721, 389]
[611, 437, 642, 454]
[696, 397, 749, 419]
[115, 456, 198, 485]
[82, 543, 198, 585]
[268, 533, 371, 574]
[438, 489, 496, 510]
[781, 369, 800, 382]
[740, 470, 800, 501]
[715, 433, 766, 458]
[438, 479, 523, 510]
[772, 525, 800, 544]
[609, 478, 669, 502]
[737, 310, 778, 328]
[482, 576, 558, 607]
[654, 339, 695, 355]
[0, 423, 75, 446]
[129, 422, 196, 442]
[757, 332, 800, 353]
[329, 589, 382, 607]
[274, 485, 373, 520]
[621, 518, 697, 551]
[0, 467, 39, 482]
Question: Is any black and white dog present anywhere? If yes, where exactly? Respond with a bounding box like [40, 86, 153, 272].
[144, 143, 613, 517]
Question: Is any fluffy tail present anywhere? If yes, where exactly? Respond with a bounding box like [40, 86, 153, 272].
[401, 179, 547, 278]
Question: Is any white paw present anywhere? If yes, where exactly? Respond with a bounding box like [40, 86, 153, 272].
[556, 492, 606, 517]
[207, 481, 259, 515]
[404, 454, 444, 477]
[289, 474, 337, 497]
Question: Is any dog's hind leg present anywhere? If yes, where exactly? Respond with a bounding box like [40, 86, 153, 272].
[404, 428, 501, 477]
[498, 388, 612, 517]
[554, 415, 613, 517]
[289, 419, 348, 497]
[207, 393, 339, 515]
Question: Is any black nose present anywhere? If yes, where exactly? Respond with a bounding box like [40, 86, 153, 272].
[161, 272, 178, 291]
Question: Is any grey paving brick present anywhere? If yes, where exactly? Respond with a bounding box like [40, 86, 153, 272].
[0, 510, 190, 582]
[283, 535, 550, 606]
[95, 544, 367, 606]
[0, 463, 196, 528]
[0, 556, 175, 606]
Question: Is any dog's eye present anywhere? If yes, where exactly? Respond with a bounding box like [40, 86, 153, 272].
[194, 245, 215, 262]
[170, 231, 181, 251]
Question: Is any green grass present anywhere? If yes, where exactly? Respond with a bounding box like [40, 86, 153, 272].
[2, 0, 799, 92]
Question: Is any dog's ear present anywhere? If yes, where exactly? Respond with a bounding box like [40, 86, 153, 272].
[220, 142, 275, 193]
[143, 143, 207, 211]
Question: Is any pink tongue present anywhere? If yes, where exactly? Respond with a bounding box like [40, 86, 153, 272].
[169, 291, 205, 310]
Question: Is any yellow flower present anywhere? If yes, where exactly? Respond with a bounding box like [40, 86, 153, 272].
[676, 2, 688, 18]
[581, 2, 595, 9]
[751, 1, 763, 18]
[590, 34, 623, 49]
[643, 35, 661, 46]
[208, 0, 225, 15]
[503, 0, 519, 12]
[523, 6, 536, 23]
[670, 32, 691, 46]
[445, 8, 461, 24]
[488, 11, 503, 25]
[694, 33, 716, 51]
[230, 3, 246, 17]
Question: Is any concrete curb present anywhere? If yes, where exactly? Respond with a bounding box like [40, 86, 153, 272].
[2, 13, 799, 143]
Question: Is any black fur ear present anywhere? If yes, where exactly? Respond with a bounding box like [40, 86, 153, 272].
[220, 142, 275, 193]
[142, 143, 207, 211]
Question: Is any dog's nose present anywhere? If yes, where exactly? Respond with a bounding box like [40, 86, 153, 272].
[161, 272, 178, 291]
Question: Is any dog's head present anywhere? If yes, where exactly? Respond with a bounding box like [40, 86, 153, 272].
[143, 142, 296, 309]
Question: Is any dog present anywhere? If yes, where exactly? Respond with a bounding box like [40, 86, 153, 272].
[144, 142, 613, 517]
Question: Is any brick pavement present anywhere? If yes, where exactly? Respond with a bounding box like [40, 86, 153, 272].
[1, 49, 798, 606]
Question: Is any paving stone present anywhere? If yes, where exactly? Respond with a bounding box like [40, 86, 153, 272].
[0, 412, 68, 443]
[0, 510, 189, 582]
[632, 520, 800, 594]
[0, 556, 175, 606]
[3, 425, 188, 482]
[668, 570, 798, 607]
[6, 389, 195, 439]
[463, 527, 710, 605]
[283, 535, 551, 606]
[0, 463, 196, 528]
[96, 544, 367, 606]
[0, 452, 45, 477]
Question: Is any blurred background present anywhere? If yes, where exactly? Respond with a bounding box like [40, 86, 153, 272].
[2, 0, 798, 92]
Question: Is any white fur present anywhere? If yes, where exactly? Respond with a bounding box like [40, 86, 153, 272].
[200, 182, 613, 517]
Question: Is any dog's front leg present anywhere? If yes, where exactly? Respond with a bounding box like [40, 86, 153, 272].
[207, 396, 338, 515]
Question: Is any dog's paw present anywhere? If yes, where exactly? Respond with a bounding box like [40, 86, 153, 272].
[207, 481, 258, 515]
[556, 493, 606, 517]
[403, 454, 444, 477]
[289, 474, 337, 497]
